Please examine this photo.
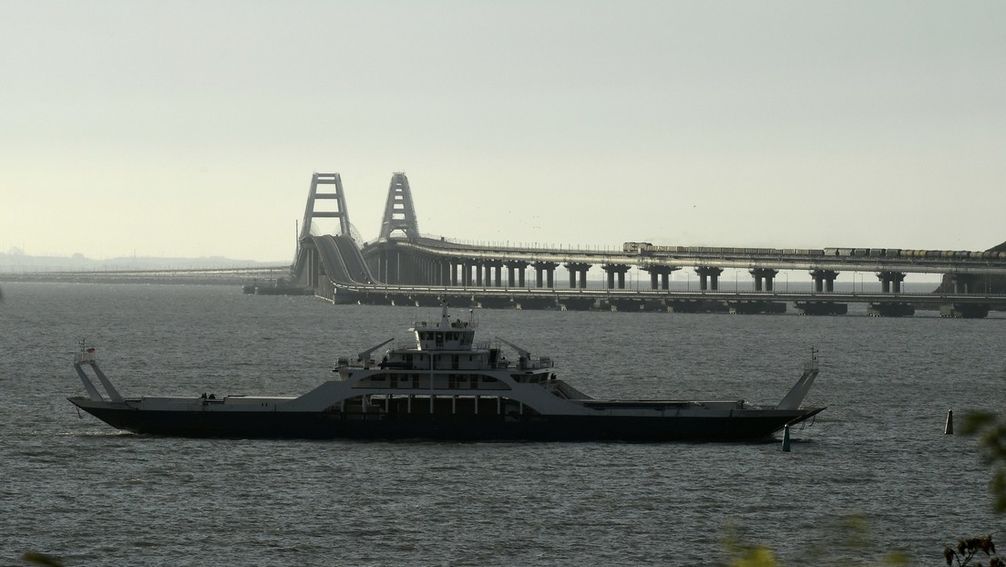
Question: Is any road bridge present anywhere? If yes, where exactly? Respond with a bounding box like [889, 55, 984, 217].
[288, 171, 1005, 317]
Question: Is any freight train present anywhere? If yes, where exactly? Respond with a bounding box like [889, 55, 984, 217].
[622, 242, 1005, 259]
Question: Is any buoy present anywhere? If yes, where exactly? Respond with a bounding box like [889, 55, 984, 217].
[945, 409, 954, 435]
[782, 424, 792, 452]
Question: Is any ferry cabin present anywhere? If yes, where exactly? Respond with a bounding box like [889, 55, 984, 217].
[332, 309, 558, 420]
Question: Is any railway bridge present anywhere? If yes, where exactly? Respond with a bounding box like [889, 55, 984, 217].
[291, 171, 1006, 318]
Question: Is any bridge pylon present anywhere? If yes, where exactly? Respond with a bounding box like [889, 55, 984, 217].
[301, 172, 351, 240]
[379, 172, 420, 241]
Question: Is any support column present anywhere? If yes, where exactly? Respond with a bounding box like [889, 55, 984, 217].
[749, 268, 779, 292]
[440, 261, 450, 286]
[643, 265, 679, 290]
[478, 261, 502, 287]
[948, 273, 977, 295]
[462, 261, 473, 287]
[695, 266, 724, 291]
[876, 271, 906, 293]
[810, 269, 839, 293]
[508, 261, 529, 288]
[601, 264, 630, 289]
[475, 261, 484, 286]
[533, 261, 559, 288]
[564, 262, 591, 289]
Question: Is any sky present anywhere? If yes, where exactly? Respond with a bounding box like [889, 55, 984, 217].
[1, 0, 1004, 262]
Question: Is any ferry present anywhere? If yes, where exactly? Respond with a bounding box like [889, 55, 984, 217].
[69, 306, 825, 441]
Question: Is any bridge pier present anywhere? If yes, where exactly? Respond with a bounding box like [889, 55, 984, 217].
[475, 261, 485, 286]
[643, 265, 678, 290]
[868, 302, 915, 317]
[810, 269, 838, 292]
[877, 271, 906, 293]
[948, 273, 978, 294]
[483, 261, 503, 287]
[564, 262, 591, 288]
[533, 261, 559, 288]
[380, 249, 401, 284]
[508, 261, 529, 288]
[602, 264, 630, 289]
[462, 261, 474, 287]
[749, 268, 779, 291]
[440, 260, 451, 286]
[940, 303, 990, 318]
[694, 266, 723, 291]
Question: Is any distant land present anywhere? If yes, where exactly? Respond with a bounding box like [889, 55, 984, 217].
[0, 248, 287, 273]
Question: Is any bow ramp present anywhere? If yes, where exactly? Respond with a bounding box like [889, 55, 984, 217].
[776, 349, 820, 410]
[73, 344, 123, 403]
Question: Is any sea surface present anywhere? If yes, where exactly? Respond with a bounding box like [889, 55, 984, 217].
[1, 282, 1003, 566]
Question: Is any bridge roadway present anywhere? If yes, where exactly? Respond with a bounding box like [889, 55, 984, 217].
[395, 237, 1006, 276]
[324, 280, 1003, 307]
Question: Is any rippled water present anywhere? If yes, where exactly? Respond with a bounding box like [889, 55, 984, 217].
[1, 282, 1003, 565]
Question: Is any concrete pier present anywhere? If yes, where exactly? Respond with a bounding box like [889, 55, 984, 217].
[643, 265, 678, 290]
[564, 262, 591, 289]
[940, 303, 991, 319]
[749, 268, 779, 291]
[795, 301, 848, 316]
[810, 269, 839, 292]
[533, 261, 560, 288]
[868, 302, 915, 317]
[948, 273, 978, 294]
[877, 271, 906, 293]
[486, 261, 503, 287]
[729, 300, 787, 315]
[507, 260, 529, 288]
[602, 264, 630, 289]
[695, 266, 724, 291]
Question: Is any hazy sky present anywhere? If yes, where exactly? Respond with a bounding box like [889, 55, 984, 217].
[2, 1, 1004, 261]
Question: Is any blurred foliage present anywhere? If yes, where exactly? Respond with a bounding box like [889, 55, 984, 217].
[20, 552, 64, 567]
[961, 411, 1006, 513]
[942, 535, 1002, 567]
[723, 517, 908, 567]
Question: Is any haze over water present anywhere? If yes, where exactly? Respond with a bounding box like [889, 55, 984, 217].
[2, 282, 1003, 565]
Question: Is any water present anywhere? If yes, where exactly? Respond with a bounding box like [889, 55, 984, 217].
[1, 282, 1003, 565]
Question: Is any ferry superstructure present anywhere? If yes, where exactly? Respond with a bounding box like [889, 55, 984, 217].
[69, 306, 824, 441]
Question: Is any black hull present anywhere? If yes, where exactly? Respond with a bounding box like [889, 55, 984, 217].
[75, 405, 822, 442]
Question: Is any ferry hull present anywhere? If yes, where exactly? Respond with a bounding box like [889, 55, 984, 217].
[71, 400, 823, 442]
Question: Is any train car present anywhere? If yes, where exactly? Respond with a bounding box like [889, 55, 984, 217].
[622, 242, 652, 254]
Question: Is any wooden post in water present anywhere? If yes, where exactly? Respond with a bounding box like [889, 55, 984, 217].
[945, 409, 954, 435]
[782, 424, 792, 452]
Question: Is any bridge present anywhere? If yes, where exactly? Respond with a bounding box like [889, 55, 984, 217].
[292, 171, 1006, 318]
